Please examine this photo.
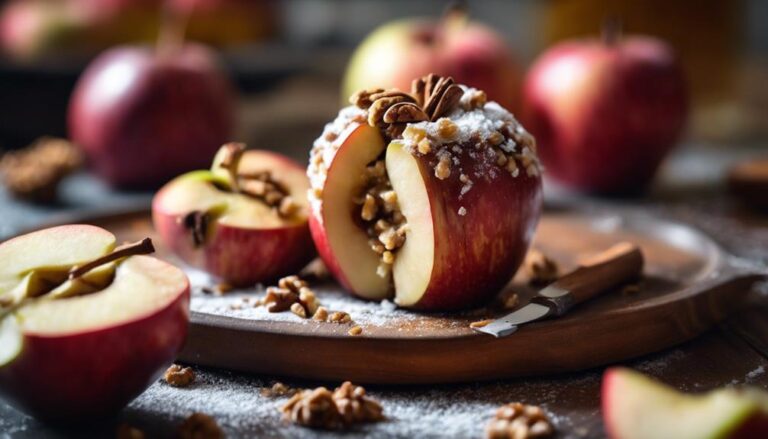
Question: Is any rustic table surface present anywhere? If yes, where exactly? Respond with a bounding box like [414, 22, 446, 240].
[1, 134, 767, 438]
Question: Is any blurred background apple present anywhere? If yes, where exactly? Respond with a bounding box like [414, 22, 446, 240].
[523, 23, 688, 195]
[342, 3, 522, 112]
[68, 43, 236, 188]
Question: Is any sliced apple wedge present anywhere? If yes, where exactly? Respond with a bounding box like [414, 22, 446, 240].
[386, 141, 541, 309]
[153, 146, 315, 286]
[603, 368, 768, 439]
[309, 123, 389, 299]
[0, 225, 190, 423]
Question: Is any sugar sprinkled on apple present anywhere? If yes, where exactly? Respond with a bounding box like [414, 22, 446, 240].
[0, 225, 190, 422]
[523, 21, 687, 195]
[309, 74, 542, 310]
[153, 143, 315, 286]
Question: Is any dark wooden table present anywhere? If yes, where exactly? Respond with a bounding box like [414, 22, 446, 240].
[1, 140, 767, 438]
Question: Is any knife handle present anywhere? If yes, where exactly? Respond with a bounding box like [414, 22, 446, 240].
[532, 242, 644, 315]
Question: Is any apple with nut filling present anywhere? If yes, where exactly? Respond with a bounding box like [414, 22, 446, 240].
[308, 74, 542, 310]
[153, 143, 315, 286]
[0, 225, 189, 422]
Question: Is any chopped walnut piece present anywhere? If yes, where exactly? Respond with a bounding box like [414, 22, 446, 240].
[116, 424, 145, 439]
[486, 402, 554, 439]
[348, 326, 363, 336]
[470, 319, 493, 329]
[417, 137, 432, 154]
[291, 302, 308, 318]
[264, 286, 299, 313]
[282, 383, 384, 430]
[282, 387, 341, 429]
[329, 311, 352, 324]
[501, 292, 520, 310]
[436, 118, 459, 141]
[164, 364, 195, 387]
[313, 306, 329, 322]
[177, 413, 224, 439]
[523, 249, 559, 286]
[261, 381, 299, 398]
[435, 155, 452, 180]
[333, 381, 384, 425]
[0, 137, 82, 203]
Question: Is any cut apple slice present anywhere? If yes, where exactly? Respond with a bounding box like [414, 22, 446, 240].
[309, 123, 389, 299]
[153, 148, 315, 286]
[0, 225, 190, 422]
[385, 140, 542, 309]
[603, 368, 768, 439]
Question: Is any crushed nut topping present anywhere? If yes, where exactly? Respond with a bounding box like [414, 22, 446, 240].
[214, 142, 298, 219]
[523, 249, 559, 286]
[258, 276, 355, 325]
[261, 381, 300, 398]
[348, 325, 363, 336]
[164, 364, 195, 387]
[177, 413, 225, 439]
[355, 159, 408, 275]
[486, 402, 554, 439]
[0, 137, 82, 203]
[116, 424, 145, 439]
[329, 311, 352, 324]
[282, 382, 384, 430]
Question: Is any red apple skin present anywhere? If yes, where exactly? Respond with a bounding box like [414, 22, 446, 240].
[405, 149, 542, 310]
[68, 44, 235, 188]
[0, 285, 190, 423]
[523, 36, 687, 194]
[308, 213, 356, 294]
[153, 205, 314, 286]
[343, 18, 521, 113]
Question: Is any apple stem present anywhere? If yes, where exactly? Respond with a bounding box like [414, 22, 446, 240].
[601, 17, 623, 46]
[156, 0, 191, 58]
[68, 238, 155, 280]
[217, 142, 246, 192]
[440, 0, 469, 44]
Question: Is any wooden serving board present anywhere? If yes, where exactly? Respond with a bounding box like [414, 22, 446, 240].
[29, 207, 765, 384]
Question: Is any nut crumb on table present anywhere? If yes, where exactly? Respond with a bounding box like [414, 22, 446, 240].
[523, 249, 559, 286]
[470, 319, 494, 329]
[164, 364, 195, 388]
[281, 381, 384, 430]
[177, 413, 224, 439]
[486, 402, 554, 439]
[348, 325, 363, 336]
[261, 381, 300, 398]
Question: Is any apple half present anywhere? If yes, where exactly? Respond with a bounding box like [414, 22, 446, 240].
[309, 123, 542, 310]
[603, 368, 768, 439]
[153, 146, 315, 286]
[0, 225, 190, 422]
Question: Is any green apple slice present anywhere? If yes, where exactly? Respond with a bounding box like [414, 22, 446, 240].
[603, 367, 768, 439]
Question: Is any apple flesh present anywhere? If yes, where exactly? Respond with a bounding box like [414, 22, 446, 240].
[0, 225, 190, 423]
[342, 8, 521, 112]
[309, 123, 542, 310]
[68, 43, 236, 188]
[603, 368, 768, 439]
[153, 147, 315, 286]
[523, 32, 687, 194]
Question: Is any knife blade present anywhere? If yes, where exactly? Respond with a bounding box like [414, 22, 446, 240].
[474, 242, 644, 338]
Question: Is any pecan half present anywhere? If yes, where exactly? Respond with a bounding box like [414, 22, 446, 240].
[350, 88, 385, 108]
[383, 102, 429, 124]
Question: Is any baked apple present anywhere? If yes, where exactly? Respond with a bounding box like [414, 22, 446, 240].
[153, 143, 315, 286]
[0, 225, 190, 422]
[308, 74, 543, 310]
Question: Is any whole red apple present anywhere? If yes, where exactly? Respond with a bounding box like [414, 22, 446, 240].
[523, 29, 687, 194]
[342, 5, 521, 112]
[68, 43, 236, 188]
